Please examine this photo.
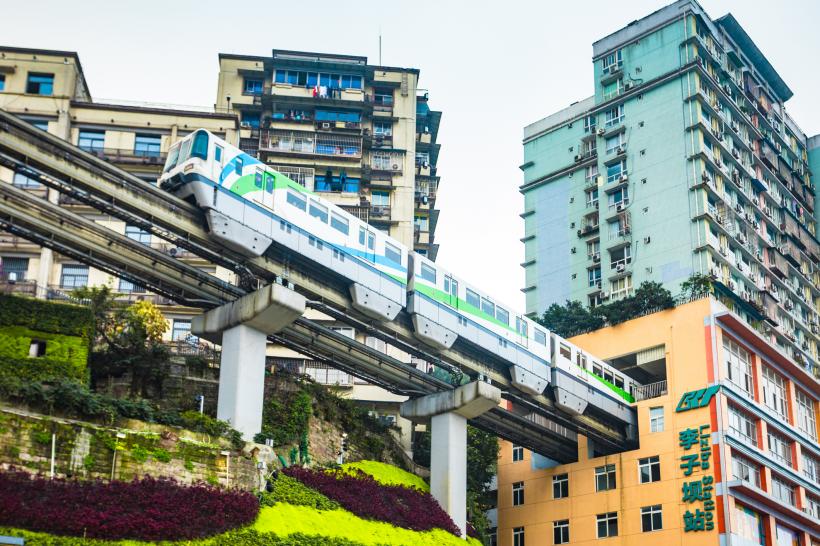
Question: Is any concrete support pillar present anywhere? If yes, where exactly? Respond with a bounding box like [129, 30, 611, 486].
[216, 324, 268, 439]
[192, 283, 306, 441]
[430, 411, 467, 535]
[400, 380, 501, 537]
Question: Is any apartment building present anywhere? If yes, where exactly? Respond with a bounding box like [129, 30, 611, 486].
[0, 46, 444, 449]
[520, 1, 820, 379]
[496, 296, 819, 546]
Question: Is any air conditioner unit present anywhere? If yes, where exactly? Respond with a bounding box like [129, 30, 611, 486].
[644, 236, 651, 244]
[732, 148, 740, 159]
[571, 247, 577, 254]
[391, 164, 400, 171]
[757, 251, 763, 261]
[616, 203, 625, 212]
[168, 247, 182, 257]
[574, 155, 582, 162]
[593, 253, 601, 263]
[624, 81, 634, 90]
[597, 128, 606, 136]
[600, 292, 610, 300]
[802, 341, 809, 350]
[616, 263, 626, 273]
[785, 300, 794, 310]
[320, 122, 331, 129]
[595, 280, 602, 289]
[619, 174, 628, 183]
[728, 280, 736, 290]
[240, 122, 251, 129]
[702, 172, 711, 183]
[616, 146, 625, 155]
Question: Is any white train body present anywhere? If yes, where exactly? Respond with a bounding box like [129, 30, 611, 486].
[160, 130, 638, 425]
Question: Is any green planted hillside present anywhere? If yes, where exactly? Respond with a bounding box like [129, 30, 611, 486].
[0, 461, 480, 546]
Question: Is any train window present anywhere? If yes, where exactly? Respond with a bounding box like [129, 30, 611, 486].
[330, 213, 349, 235]
[235, 156, 243, 175]
[191, 131, 209, 160]
[309, 200, 328, 223]
[604, 369, 614, 384]
[578, 354, 587, 370]
[286, 190, 307, 211]
[255, 171, 264, 189]
[164, 145, 180, 172]
[421, 263, 436, 283]
[466, 289, 480, 309]
[444, 277, 450, 292]
[266, 173, 275, 193]
[534, 329, 547, 346]
[214, 146, 223, 164]
[593, 363, 603, 377]
[179, 139, 192, 164]
[367, 231, 375, 250]
[560, 344, 571, 360]
[359, 227, 366, 245]
[385, 242, 402, 265]
[516, 317, 528, 337]
[613, 375, 624, 389]
[481, 297, 495, 318]
[496, 307, 509, 325]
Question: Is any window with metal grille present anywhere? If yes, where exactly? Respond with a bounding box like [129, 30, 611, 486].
[60, 264, 88, 288]
[1, 257, 29, 281]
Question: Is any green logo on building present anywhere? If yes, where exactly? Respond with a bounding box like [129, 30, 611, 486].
[675, 385, 720, 413]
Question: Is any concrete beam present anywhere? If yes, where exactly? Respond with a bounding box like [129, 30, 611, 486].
[399, 380, 501, 421]
[400, 381, 501, 537]
[192, 283, 306, 440]
[192, 283, 306, 344]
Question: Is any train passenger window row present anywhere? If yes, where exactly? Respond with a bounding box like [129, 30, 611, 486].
[384, 243, 402, 266]
[358, 227, 375, 250]
[309, 201, 328, 223]
[592, 362, 625, 389]
[330, 213, 349, 235]
[420, 263, 436, 283]
[533, 329, 547, 346]
[287, 189, 307, 211]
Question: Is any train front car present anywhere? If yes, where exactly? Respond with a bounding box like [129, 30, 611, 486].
[406, 252, 551, 396]
[159, 130, 408, 322]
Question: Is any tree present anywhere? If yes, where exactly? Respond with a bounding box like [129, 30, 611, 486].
[681, 273, 713, 300]
[537, 300, 604, 337]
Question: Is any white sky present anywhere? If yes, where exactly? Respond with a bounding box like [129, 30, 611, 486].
[4, 0, 819, 311]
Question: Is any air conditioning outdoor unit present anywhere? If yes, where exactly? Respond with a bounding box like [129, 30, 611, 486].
[575, 155, 582, 162]
[624, 81, 634, 90]
[321, 122, 331, 129]
[240, 122, 251, 128]
[168, 247, 182, 257]
[616, 146, 625, 154]
[601, 292, 610, 300]
[597, 128, 606, 136]
[616, 264, 625, 273]
[616, 203, 625, 212]
[619, 174, 628, 183]
[593, 253, 601, 263]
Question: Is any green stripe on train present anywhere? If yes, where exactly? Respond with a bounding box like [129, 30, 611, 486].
[581, 368, 635, 403]
[413, 282, 518, 334]
[229, 172, 313, 198]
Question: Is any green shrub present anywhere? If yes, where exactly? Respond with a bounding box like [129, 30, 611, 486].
[131, 445, 149, 463]
[0, 294, 94, 337]
[32, 429, 53, 445]
[153, 448, 172, 463]
[83, 454, 95, 471]
[341, 461, 428, 491]
[260, 474, 340, 510]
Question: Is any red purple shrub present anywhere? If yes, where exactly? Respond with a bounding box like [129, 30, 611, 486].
[0, 470, 259, 540]
[284, 467, 460, 536]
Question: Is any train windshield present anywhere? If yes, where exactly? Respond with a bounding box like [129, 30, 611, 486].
[163, 144, 180, 173]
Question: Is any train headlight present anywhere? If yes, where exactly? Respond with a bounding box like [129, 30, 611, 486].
[184, 164, 195, 173]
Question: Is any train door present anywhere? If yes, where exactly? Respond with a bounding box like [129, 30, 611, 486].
[263, 171, 275, 209]
[212, 144, 224, 181]
[443, 275, 458, 308]
[515, 316, 528, 347]
[359, 226, 376, 262]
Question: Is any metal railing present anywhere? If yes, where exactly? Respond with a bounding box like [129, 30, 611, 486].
[80, 147, 168, 165]
[633, 380, 668, 402]
[261, 129, 362, 158]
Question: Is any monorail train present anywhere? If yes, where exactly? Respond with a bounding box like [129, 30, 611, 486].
[159, 130, 637, 423]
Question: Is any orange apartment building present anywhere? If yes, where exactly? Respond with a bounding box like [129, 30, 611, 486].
[496, 297, 819, 546]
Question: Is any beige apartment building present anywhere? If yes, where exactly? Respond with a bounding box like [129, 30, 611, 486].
[0, 45, 444, 451]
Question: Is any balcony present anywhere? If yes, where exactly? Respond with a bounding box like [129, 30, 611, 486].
[365, 151, 404, 174]
[82, 147, 167, 166]
[577, 224, 599, 238]
[767, 248, 789, 278]
[260, 129, 362, 159]
[339, 205, 370, 223]
[632, 380, 668, 402]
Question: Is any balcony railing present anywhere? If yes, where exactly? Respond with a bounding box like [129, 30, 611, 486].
[633, 380, 668, 402]
[81, 147, 168, 165]
[260, 129, 362, 158]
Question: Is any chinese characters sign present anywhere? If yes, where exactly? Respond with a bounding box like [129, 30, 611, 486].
[680, 424, 715, 532]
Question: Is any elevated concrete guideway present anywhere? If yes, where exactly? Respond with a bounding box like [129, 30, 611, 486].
[192, 284, 306, 439]
[401, 381, 502, 537]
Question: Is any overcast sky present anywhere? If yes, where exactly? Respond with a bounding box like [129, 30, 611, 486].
[4, 0, 819, 311]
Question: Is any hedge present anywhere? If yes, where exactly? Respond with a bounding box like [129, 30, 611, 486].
[284, 467, 460, 536]
[0, 471, 259, 541]
[0, 294, 93, 338]
[260, 474, 340, 511]
[341, 461, 428, 491]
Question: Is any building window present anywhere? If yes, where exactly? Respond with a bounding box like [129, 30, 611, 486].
[584, 115, 597, 133]
[78, 130, 105, 153]
[608, 186, 629, 209]
[241, 111, 261, 129]
[606, 159, 627, 183]
[586, 164, 599, 182]
[610, 275, 633, 298]
[761, 366, 788, 419]
[26, 73, 54, 95]
[171, 319, 192, 341]
[641, 505, 662, 532]
[60, 264, 88, 288]
[732, 454, 761, 487]
[243, 78, 263, 95]
[604, 104, 625, 127]
[553, 473, 568, 499]
[602, 79, 622, 101]
[134, 134, 161, 157]
[596, 512, 618, 538]
[374, 89, 393, 105]
[733, 504, 764, 545]
[807, 497, 820, 520]
[553, 520, 569, 544]
[723, 337, 753, 395]
[13, 172, 42, 189]
[638, 456, 660, 483]
[795, 389, 816, 440]
[802, 452, 818, 484]
[315, 174, 359, 193]
[125, 225, 151, 245]
[118, 278, 144, 293]
[588, 267, 601, 288]
[587, 240, 600, 258]
[371, 190, 390, 207]
[373, 121, 392, 136]
[512, 444, 524, 462]
[767, 430, 791, 466]
[512, 481, 524, 506]
[273, 70, 362, 90]
[649, 407, 664, 433]
[0, 74, 4, 91]
[586, 188, 599, 209]
[602, 50, 623, 74]
[512, 526, 525, 546]
[728, 406, 757, 445]
[770, 476, 795, 506]
[21, 117, 49, 131]
[595, 464, 616, 491]
[0, 257, 29, 282]
[605, 133, 624, 154]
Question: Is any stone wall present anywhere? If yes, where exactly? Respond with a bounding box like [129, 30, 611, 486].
[0, 405, 260, 490]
